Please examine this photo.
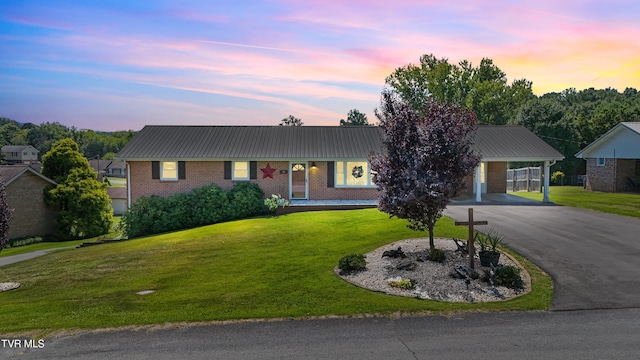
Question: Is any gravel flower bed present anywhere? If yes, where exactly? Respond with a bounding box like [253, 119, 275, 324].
[336, 238, 531, 303]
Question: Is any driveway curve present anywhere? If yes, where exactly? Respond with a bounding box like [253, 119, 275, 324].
[444, 204, 640, 311]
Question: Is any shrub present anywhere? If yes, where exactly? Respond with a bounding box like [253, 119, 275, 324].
[120, 182, 267, 239]
[8, 236, 44, 248]
[551, 171, 565, 185]
[338, 253, 367, 272]
[190, 184, 230, 226]
[264, 194, 290, 211]
[427, 248, 446, 263]
[228, 182, 266, 219]
[494, 265, 525, 290]
[388, 278, 415, 290]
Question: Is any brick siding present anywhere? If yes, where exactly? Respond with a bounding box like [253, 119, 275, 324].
[6, 172, 57, 239]
[308, 161, 377, 201]
[128, 160, 377, 204]
[586, 158, 640, 192]
[487, 162, 507, 193]
[461, 162, 507, 195]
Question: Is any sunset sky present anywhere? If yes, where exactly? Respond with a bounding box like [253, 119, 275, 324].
[1, 0, 639, 131]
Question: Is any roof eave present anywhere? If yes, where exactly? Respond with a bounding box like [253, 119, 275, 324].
[482, 157, 565, 162]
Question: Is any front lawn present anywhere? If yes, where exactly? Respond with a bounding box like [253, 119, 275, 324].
[0, 209, 552, 335]
[512, 186, 640, 218]
[0, 217, 122, 258]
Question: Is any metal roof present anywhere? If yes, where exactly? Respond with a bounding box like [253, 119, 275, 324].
[117, 125, 564, 162]
[116, 126, 386, 161]
[475, 126, 565, 161]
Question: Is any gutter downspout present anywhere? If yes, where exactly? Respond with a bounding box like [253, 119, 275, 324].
[126, 161, 131, 208]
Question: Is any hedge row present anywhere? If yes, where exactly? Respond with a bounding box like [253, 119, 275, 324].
[120, 182, 265, 238]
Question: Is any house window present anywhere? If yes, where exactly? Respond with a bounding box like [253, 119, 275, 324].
[597, 158, 606, 167]
[233, 161, 249, 180]
[335, 161, 375, 187]
[636, 160, 640, 176]
[161, 161, 178, 180]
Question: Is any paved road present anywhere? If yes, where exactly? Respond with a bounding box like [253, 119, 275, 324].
[444, 204, 640, 310]
[2, 309, 639, 359]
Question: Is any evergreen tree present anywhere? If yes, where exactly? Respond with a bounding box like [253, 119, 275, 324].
[43, 139, 113, 239]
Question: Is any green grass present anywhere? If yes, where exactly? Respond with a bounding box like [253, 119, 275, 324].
[0, 217, 122, 258]
[0, 240, 86, 257]
[512, 186, 640, 218]
[0, 209, 552, 335]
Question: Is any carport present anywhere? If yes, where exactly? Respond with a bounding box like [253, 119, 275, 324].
[470, 126, 565, 202]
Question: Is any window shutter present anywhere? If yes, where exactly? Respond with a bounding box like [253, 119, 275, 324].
[327, 161, 334, 188]
[224, 161, 231, 179]
[152, 161, 160, 179]
[250, 161, 257, 180]
[178, 161, 186, 179]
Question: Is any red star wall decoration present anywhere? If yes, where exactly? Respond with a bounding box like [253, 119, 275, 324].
[260, 163, 276, 179]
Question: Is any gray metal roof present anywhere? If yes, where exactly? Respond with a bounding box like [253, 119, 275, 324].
[623, 122, 640, 135]
[117, 125, 564, 162]
[475, 126, 565, 161]
[116, 126, 385, 161]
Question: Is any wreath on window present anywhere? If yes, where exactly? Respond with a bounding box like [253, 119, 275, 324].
[351, 166, 364, 178]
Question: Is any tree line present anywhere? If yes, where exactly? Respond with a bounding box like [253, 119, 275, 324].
[4, 53, 639, 175]
[384, 54, 640, 175]
[0, 118, 135, 162]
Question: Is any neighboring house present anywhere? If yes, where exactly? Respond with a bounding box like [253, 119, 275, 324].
[105, 160, 127, 178]
[576, 122, 640, 192]
[106, 187, 127, 216]
[0, 165, 57, 240]
[1, 145, 39, 164]
[88, 159, 107, 181]
[117, 125, 564, 207]
[89, 159, 127, 179]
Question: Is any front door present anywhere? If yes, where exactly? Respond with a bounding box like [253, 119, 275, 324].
[290, 162, 308, 199]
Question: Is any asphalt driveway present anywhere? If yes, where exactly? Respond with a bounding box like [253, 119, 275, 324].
[444, 203, 640, 311]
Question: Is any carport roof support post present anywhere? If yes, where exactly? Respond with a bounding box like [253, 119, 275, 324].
[543, 161, 550, 202]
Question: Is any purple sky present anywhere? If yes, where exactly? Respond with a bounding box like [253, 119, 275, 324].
[1, 0, 639, 131]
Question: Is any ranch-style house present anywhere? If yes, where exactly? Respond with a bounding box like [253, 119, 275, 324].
[116, 125, 564, 207]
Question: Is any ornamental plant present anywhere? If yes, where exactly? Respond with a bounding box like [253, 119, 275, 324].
[370, 90, 480, 251]
[494, 265, 525, 290]
[551, 171, 565, 186]
[264, 194, 291, 211]
[338, 253, 367, 272]
[388, 278, 415, 290]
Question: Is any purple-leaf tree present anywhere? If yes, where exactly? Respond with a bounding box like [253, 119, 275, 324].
[369, 90, 481, 251]
[0, 175, 14, 253]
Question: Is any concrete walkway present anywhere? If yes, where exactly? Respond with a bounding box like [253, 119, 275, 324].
[0, 247, 75, 267]
[444, 204, 640, 310]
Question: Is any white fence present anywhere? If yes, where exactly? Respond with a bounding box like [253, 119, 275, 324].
[506, 167, 541, 192]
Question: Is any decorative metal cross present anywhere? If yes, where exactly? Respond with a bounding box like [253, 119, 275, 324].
[455, 208, 488, 269]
